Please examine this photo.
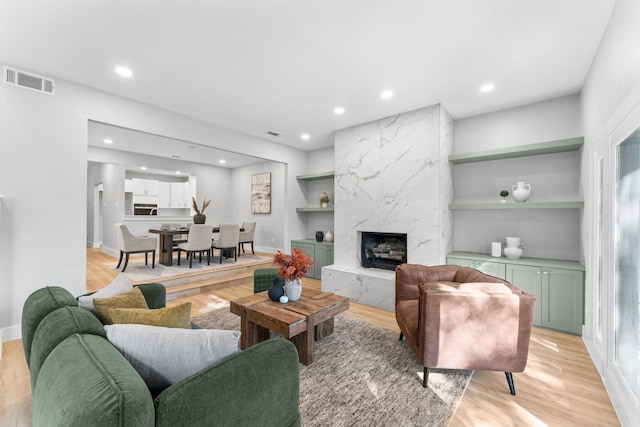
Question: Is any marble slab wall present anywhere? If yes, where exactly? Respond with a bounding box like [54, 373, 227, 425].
[333, 104, 452, 269]
[323, 104, 453, 310]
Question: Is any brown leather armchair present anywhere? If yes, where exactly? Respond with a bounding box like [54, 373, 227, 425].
[395, 264, 536, 395]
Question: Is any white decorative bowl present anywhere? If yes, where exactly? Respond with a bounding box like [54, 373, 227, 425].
[503, 247, 524, 259]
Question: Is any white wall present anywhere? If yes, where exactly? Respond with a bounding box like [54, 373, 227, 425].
[306, 147, 334, 174]
[231, 161, 287, 252]
[454, 94, 583, 153]
[0, 66, 309, 345]
[580, 0, 640, 424]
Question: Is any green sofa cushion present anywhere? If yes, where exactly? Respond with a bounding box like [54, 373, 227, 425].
[29, 306, 106, 389]
[21, 286, 78, 368]
[33, 333, 154, 427]
[253, 268, 280, 294]
[135, 283, 167, 309]
[154, 337, 301, 427]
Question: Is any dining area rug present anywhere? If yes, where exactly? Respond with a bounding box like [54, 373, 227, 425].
[192, 308, 472, 427]
[106, 253, 271, 282]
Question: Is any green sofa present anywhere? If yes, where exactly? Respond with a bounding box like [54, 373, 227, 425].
[22, 284, 301, 427]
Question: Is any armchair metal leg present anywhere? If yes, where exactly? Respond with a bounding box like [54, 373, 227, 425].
[152, 250, 155, 268]
[505, 372, 516, 395]
[423, 367, 429, 388]
[399, 332, 404, 341]
[116, 251, 124, 269]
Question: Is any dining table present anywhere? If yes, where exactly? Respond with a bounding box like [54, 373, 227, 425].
[149, 226, 242, 266]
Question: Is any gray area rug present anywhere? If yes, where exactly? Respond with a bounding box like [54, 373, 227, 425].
[106, 253, 270, 282]
[193, 308, 471, 427]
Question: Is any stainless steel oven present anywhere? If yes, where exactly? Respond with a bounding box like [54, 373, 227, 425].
[133, 203, 158, 216]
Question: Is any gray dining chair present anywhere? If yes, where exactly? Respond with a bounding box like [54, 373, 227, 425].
[238, 222, 256, 255]
[115, 223, 157, 272]
[177, 224, 214, 268]
[212, 224, 240, 263]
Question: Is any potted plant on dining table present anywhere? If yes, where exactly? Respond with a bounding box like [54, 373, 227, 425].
[273, 248, 314, 301]
[192, 197, 211, 224]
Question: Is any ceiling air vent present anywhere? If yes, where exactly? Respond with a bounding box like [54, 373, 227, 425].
[3, 66, 55, 95]
[267, 131, 280, 136]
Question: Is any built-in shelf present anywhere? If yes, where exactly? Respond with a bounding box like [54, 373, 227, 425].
[449, 201, 584, 210]
[448, 137, 584, 164]
[296, 207, 334, 212]
[296, 171, 335, 181]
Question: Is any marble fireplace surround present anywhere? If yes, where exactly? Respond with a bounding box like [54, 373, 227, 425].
[321, 103, 453, 312]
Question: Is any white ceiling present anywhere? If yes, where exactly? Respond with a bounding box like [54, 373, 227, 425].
[1, 0, 616, 155]
[88, 121, 267, 169]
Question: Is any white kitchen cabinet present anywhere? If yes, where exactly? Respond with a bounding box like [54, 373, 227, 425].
[158, 182, 171, 208]
[124, 179, 133, 193]
[170, 182, 190, 208]
[132, 178, 159, 196]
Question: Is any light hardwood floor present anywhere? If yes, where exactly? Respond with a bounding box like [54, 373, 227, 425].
[0, 248, 620, 426]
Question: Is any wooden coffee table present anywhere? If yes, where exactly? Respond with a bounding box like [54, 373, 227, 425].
[230, 288, 349, 365]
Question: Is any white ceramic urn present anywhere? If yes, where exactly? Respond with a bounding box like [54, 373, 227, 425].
[504, 237, 525, 259]
[512, 181, 531, 203]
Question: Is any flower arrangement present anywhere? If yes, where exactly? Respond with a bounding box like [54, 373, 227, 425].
[273, 248, 314, 281]
[191, 197, 211, 214]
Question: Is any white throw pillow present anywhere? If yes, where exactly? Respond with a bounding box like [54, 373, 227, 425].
[104, 324, 240, 393]
[78, 274, 133, 313]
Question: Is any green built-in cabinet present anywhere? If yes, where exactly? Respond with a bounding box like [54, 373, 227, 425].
[447, 251, 584, 335]
[291, 239, 334, 280]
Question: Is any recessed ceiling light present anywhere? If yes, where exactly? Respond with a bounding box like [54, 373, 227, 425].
[140, 166, 147, 170]
[176, 171, 181, 175]
[301, 134, 310, 140]
[380, 90, 393, 99]
[103, 138, 113, 144]
[480, 83, 495, 93]
[334, 106, 345, 115]
[115, 66, 133, 78]
[219, 159, 226, 164]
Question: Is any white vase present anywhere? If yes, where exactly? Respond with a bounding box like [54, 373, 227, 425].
[503, 247, 524, 259]
[504, 236, 525, 259]
[512, 181, 531, 203]
[285, 278, 302, 301]
[325, 230, 334, 242]
[505, 237, 521, 248]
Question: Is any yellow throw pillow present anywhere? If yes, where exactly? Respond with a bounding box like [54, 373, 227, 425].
[93, 287, 149, 325]
[108, 302, 192, 329]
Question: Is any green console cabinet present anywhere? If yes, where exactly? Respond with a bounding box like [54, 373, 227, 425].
[291, 239, 334, 279]
[447, 251, 584, 335]
[447, 257, 506, 279]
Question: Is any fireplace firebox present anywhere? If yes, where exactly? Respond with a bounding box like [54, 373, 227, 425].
[361, 232, 408, 271]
